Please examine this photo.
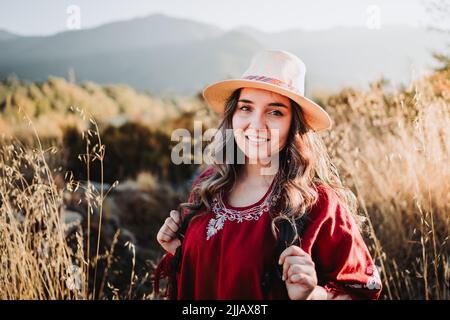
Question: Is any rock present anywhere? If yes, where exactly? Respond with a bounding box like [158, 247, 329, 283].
[61, 209, 83, 236]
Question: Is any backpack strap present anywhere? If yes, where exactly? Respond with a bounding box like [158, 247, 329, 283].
[261, 215, 307, 298]
[167, 209, 196, 299]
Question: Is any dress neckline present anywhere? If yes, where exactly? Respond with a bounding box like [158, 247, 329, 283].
[223, 176, 277, 211]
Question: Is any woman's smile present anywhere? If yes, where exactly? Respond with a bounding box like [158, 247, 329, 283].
[245, 134, 271, 144]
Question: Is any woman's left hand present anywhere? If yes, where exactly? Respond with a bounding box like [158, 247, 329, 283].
[279, 245, 318, 300]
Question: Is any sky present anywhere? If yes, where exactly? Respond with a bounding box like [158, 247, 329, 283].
[0, 0, 432, 36]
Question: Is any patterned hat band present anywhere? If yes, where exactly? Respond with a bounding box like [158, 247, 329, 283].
[242, 75, 301, 94]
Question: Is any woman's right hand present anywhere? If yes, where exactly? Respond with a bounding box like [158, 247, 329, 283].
[156, 210, 182, 255]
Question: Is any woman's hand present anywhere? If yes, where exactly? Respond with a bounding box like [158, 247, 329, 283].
[279, 245, 318, 300]
[156, 210, 182, 255]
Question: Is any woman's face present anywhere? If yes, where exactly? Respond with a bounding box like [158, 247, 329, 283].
[232, 87, 292, 164]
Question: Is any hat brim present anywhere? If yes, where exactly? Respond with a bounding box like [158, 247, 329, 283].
[202, 79, 332, 132]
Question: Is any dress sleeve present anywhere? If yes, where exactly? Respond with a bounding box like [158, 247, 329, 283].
[307, 186, 382, 300]
[152, 166, 214, 298]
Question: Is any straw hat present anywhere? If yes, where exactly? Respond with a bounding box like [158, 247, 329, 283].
[202, 50, 332, 132]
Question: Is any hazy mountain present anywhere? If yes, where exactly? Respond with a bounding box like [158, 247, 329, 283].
[0, 14, 448, 95]
[257, 25, 449, 92]
[0, 29, 19, 41]
[0, 13, 222, 61]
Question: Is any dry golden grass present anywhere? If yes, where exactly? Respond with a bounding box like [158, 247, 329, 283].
[321, 71, 450, 299]
[0, 68, 449, 299]
[0, 132, 86, 299]
[0, 111, 133, 299]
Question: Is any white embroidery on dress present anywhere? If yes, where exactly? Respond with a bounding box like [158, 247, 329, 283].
[206, 184, 281, 240]
[206, 215, 226, 240]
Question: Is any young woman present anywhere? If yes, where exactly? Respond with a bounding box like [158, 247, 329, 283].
[154, 50, 382, 300]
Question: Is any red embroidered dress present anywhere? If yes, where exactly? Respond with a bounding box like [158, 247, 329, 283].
[153, 167, 382, 300]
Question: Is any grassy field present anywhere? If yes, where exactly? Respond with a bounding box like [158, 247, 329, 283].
[0, 61, 449, 299]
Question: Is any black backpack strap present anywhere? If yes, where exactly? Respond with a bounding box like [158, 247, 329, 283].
[167, 209, 196, 299]
[261, 215, 307, 298]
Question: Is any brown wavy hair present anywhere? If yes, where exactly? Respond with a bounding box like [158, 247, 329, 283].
[180, 88, 362, 244]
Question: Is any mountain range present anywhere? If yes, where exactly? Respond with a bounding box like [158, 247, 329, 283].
[0, 13, 448, 96]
